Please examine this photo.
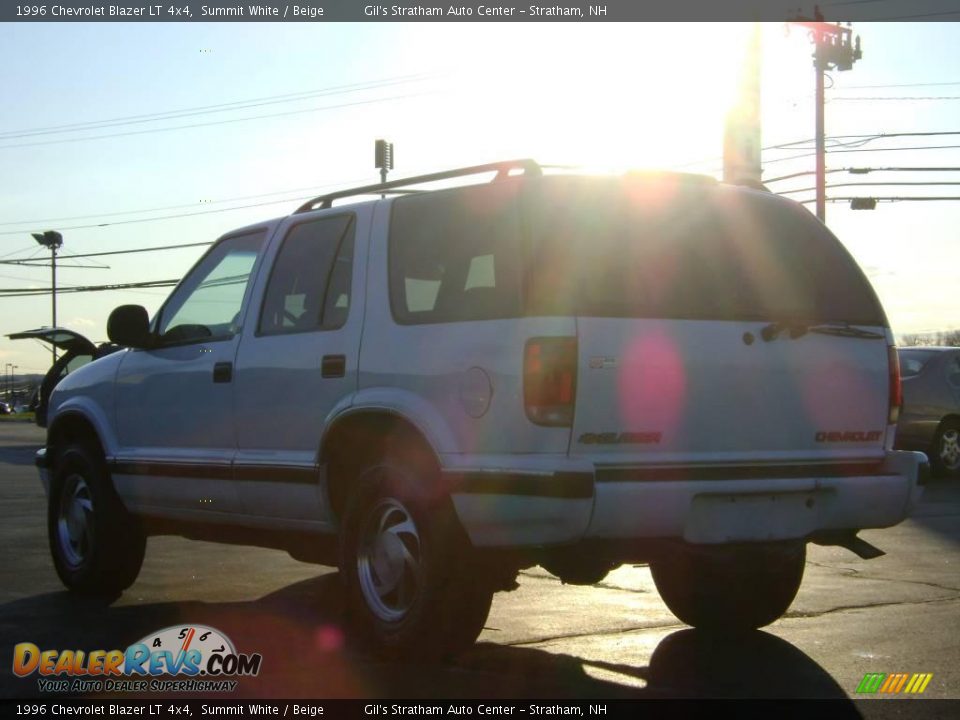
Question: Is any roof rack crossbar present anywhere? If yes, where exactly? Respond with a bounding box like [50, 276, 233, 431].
[295, 159, 542, 213]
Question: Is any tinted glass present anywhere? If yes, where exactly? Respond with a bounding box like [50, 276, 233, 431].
[259, 215, 354, 335]
[527, 177, 886, 325]
[158, 231, 265, 343]
[945, 354, 960, 388]
[389, 183, 522, 324]
[899, 349, 938, 378]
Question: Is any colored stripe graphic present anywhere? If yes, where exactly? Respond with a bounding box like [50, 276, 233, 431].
[904, 673, 933, 694]
[856, 673, 886, 693]
[857, 672, 933, 694]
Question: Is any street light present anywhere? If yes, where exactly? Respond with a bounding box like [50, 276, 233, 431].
[4, 363, 16, 404]
[32, 230, 63, 364]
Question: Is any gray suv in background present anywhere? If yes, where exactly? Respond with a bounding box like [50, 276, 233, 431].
[896, 347, 960, 478]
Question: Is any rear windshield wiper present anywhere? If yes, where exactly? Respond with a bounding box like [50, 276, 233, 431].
[760, 320, 884, 341]
[806, 322, 885, 340]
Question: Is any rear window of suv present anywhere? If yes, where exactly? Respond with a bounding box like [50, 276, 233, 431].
[526, 177, 885, 325]
[387, 176, 885, 327]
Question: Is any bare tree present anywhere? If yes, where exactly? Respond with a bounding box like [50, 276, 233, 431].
[939, 329, 960, 347]
[900, 330, 960, 347]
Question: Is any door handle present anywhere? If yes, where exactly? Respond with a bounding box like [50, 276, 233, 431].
[321, 355, 346, 378]
[213, 362, 233, 383]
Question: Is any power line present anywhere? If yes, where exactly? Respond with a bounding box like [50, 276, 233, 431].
[839, 80, 960, 90]
[767, 130, 960, 150]
[779, 181, 960, 194]
[0, 262, 109, 269]
[831, 96, 960, 102]
[0, 165, 439, 237]
[0, 242, 210, 264]
[0, 245, 38, 260]
[0, 176, 371, 229]
[673, 131, 960, 171]
[0, 74, 432, 140]
[764, 144, 960, 165]
[0, 195, 307, 237]
[0, 279, 178, 298]
[0, 92, 432, 151]
[765, 167, 960, 183]
[58, 242, 212, 260]
[800, 196, 960, 205]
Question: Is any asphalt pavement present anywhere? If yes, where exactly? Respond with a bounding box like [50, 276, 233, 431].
[2, 421, 958, 705]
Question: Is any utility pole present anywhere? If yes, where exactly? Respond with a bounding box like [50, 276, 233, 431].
[790, 8, 862, 222]
[32, 231, 63, 363]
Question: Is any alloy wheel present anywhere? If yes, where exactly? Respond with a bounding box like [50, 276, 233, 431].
[356, 497, 423, 623]
[57, 473, 94, 570]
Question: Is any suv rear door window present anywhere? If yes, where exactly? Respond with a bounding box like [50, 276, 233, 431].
[389, 183, 522, 324]
[259, 214, 355, 335]
[899, 349, 938, 378]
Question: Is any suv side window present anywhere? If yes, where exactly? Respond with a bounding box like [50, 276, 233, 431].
[258, 214, 355, 335]
[389, 183, 521, 324]
[947, 354, 960, 389]
[157, 231, 265, 344]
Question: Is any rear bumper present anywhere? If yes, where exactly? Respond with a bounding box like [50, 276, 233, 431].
[447, 450, 927, 547]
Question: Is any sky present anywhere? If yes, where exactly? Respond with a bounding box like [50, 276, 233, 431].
[1, 17, 960, 381]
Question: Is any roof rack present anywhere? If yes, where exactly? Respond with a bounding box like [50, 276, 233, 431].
[623, 169, 718, 185]
[726, 177, 771, 192]
[294, 159, 542, 213]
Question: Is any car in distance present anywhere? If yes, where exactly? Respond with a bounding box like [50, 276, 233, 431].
[895, 346, 960, 478]
[33, 160, 926, 658]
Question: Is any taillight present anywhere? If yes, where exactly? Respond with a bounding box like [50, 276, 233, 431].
[888, 344, 902, 425]
[524, 337, 577, 427]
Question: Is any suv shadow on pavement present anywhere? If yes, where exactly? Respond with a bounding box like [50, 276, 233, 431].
[1, 573, 850, 702]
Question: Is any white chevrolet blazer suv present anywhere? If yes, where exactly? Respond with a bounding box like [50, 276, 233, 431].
[35, 160, 927, 657]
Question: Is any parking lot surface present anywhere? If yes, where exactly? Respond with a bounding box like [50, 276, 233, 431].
[2, 422, 958, 702]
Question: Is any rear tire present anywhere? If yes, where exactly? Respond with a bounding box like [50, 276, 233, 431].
[931, 419, 960, 479]
[339, 453, 493, 659]
[48, 443, 146, 597]
[650, 541, 805, 632]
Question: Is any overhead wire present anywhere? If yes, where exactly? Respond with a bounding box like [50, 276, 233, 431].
[778, 181, 960, 194]
[764, 144, 960, 165]
[0, 176, 374, 230]
[839, 80, 960, 90]
[0, 74, 433, 141]
[0, 91, 434, 151]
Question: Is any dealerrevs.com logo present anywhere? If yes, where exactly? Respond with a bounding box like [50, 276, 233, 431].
[13, 625, 262, 693]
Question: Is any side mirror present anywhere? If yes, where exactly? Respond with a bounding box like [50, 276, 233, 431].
[107, 305, 153, 349]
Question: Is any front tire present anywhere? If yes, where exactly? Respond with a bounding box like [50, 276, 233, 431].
[48, 443, 146, 596]
[650, 541, 806, 633]
[931, 419, 960, 479]
[339, 461, 493, 659]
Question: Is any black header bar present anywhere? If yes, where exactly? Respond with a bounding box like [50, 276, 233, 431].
[2, 1, 953, 23]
